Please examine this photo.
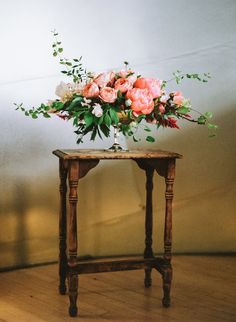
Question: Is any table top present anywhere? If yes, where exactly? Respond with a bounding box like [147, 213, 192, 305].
[53, 149, 182, 160]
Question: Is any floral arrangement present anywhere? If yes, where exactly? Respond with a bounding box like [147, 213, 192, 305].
[15, 31, 217, 149]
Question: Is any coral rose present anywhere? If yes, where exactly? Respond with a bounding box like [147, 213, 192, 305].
[99, 87, 118, 103]
[173, 91, 183, 106]
[94, 71, 115, 88]
[82, 82, 99, 98]
[126, 88, 154, 115]
[114, 78, 133, 93]
[134, 77, 162, 99]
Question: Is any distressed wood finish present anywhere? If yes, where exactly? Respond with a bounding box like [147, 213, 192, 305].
[58, 159, 68, 295]
[53, 149, 182, 160]
[162, 159, 175, 307]
[74, 256, 165, 274]
[54, 149, 182, 316]
[68, 160, 79, 317]
[144, 167, 154, 288]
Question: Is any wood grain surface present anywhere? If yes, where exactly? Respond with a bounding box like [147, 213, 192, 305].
[0, 256, 235, 322]
[53, 149, 182, 160]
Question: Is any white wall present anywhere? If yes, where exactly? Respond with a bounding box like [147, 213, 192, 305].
[0, 0, 236, 268]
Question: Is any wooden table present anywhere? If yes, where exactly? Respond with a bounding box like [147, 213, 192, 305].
[53, 149, 182, 317]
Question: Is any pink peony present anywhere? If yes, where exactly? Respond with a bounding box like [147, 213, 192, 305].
[173, 91, 183, 106]
[114, 78, 133, 93]
[94, 71, 115, 88]
[126, 88, 154, 115]
[99, 87, 118, 103]
[127, 74, 137, 85]
[82, 82, 99, 98]
[134, 77, 162, 99]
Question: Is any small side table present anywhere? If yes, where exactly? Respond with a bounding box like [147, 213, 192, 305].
[53, 149, 182, 317]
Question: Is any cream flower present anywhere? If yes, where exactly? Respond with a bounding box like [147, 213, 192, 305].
[55, 81, 75, 101]
[92, 103, 103, 117]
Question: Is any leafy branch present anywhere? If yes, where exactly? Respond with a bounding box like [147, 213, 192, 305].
[51, 30, 87, 83]
[161, 70, 211, 88]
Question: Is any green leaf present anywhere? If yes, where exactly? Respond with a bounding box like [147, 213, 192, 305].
[207, 123, 218, 130]
[104, 113, 111, 127]
[177, 106, 190, 114]
[84, 113, 94, 128]
[53, 51, 57, 57]
[100, 124, 110, 137]
[204, 112, 213, 119]
[90, 127, 97, 141]
[146, 136, 155, 143]
[67, 97, 83, 111]
[197, 115, 206, 125]
[43, 113, 51, 118]
[144, 126, 151, 132]
[52, 101, 64, 110]
[32, 113, 38, 119]
[109, 109, 119, 125]
[133, 135, 139, 142]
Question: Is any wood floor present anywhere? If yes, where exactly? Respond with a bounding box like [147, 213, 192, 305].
[0, 256, 235, 322]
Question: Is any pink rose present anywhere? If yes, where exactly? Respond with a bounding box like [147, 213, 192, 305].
[99, 87, 118, 103]
[114, 78, 133, 93]
[94, 71, 115, 88]
[134, 77, 162, 99]
[173, 91, 183, 106]
[82, 82, 99, 98]
[126, 88, 154, 115]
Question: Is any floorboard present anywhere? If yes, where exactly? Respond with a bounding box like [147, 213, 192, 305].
[0, 256, 235, 321]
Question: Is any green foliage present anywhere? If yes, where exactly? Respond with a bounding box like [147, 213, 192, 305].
[51, 31, 86, 83]
[196, 111, 218, 137]
[146, 135, 155, 142]
[14, 102, 52, 119]
[172, 70, 211, 85]
[108, 108, 119, 125]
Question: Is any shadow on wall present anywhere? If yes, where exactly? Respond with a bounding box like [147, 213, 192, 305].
[13, 182, 29, 266]
[129, 105, 236, 253]
[0, 181, 30, 268]
[0, 106, 235, 269]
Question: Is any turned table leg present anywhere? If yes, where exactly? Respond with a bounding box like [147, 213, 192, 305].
[162, 159, 175, 308]
[144, 167, 154, 288]
[59, 159, 68, 295]
[68, 160, 79, 317]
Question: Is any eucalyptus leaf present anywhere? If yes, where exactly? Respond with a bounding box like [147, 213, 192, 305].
[146, 136, 155, 142]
